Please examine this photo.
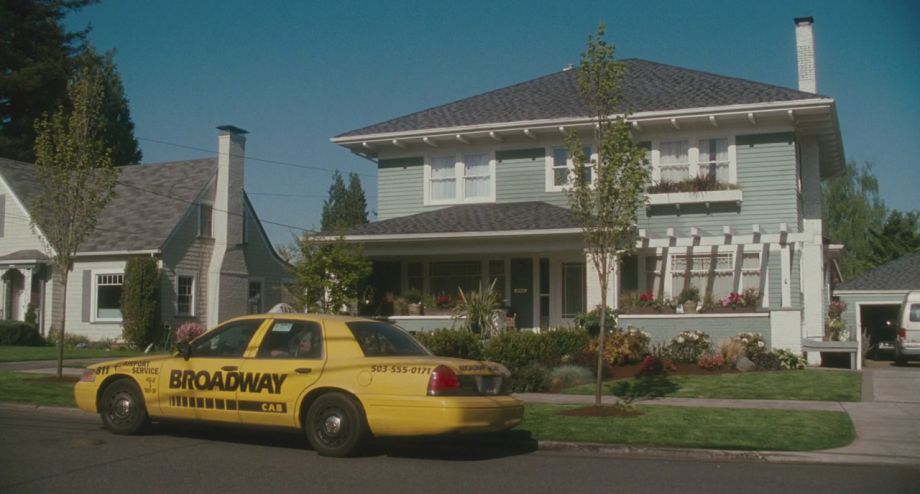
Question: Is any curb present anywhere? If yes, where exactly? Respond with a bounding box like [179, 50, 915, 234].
[0, 402, 88, 417]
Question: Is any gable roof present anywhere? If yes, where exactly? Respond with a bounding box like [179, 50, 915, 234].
[344, 201, 577, 237]
[836, 255, 920, 292]
[0, 157, 217, 253]
[336, 59, 821, 138]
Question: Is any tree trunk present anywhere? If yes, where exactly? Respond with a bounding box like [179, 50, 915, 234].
[56, 272, 68, 379]
[594, 257, 608, 407]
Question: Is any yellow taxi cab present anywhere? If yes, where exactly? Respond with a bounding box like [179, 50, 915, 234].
[74, 314, 523, 457]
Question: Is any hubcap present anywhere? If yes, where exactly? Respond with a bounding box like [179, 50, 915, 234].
[112, 393, 133, 421]
[323, 414, 343, 436]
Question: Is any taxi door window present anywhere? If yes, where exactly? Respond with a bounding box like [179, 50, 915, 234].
[257, 320, 323, 359]
[191, 320, 263, 357]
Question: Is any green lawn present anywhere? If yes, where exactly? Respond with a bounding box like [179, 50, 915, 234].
[562, 369, 862, 402]
[0, 346, 148, 363]
[522, 403, 855, 451]
[0, 372, 77, 407]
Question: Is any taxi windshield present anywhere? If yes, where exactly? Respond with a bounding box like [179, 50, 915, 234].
[346, 321, 430, 357]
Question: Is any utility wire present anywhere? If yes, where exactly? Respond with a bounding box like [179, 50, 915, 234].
[137, 136, 376, 180]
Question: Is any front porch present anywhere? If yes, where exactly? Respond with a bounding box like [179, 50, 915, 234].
[0, 250, 51, 335]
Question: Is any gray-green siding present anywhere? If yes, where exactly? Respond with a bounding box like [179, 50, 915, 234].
[496, 149, 567, 207]
[619, 315, 772, 347]
[378, 157, 426, 220]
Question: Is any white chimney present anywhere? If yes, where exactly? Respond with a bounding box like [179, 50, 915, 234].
[207, 125, 248, 327]
[795, 16, 816, 93]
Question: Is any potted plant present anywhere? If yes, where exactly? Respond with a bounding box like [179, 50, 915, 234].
[677, 286, 700, 313]
[404, 289, 423, 315]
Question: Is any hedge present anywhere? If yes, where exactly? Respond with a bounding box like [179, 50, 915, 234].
[0, 321, 46, 346]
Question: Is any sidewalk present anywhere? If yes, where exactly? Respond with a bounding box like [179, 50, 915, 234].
[3, 359, 919, 466]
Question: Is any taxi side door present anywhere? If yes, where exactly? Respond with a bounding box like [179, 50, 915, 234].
[236, 318, 326, 428]
[157, 318, 267, 423]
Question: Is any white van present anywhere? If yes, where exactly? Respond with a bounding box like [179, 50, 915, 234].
[895, 290, 920, 365]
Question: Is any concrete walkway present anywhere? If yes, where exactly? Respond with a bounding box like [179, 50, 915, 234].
[3, 358, 919, 466]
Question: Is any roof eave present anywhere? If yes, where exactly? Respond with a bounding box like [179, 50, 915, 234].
[340, 228, 583, 243]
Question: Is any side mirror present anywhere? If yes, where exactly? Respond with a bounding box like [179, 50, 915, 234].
[177, 341, 192, 361]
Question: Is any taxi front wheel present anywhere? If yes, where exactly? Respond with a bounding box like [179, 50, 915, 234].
[305, 392, 368, 457]
[100, 379, 150, 435]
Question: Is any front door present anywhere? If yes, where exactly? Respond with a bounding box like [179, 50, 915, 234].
[510, 258, 533, 329]
[237, 318, 325, 428]
[158, 318, 266, 423]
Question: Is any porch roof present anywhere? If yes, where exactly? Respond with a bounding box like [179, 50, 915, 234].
[343, 201, 578, 239]
[0, 249, 48, 263]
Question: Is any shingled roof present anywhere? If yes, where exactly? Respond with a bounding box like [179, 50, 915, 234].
[344, 201, 577, 237]
[337, 59, 820, 138]
[836, 255, 920, 291]
[0, 157, 216, 253]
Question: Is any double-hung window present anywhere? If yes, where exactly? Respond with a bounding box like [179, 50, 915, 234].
[697, 138, 729, 182]
[177, 274, 195, 316]
[547, 146, 593, 191]
[95, 273, 124, 321]
[426, 153, 493, 204]
[652, 137, 736, 186]
[658, 140, 690, 182]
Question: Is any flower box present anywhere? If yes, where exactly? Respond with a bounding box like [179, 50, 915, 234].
[647, 189, 743, 207]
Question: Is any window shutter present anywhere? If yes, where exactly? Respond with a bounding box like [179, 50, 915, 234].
[82, 271, 92, 322]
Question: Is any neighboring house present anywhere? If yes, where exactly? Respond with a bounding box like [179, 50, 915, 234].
[834, 254, 920, 345]
[331, 18, 844, 359]
[0, 126, 291, 341]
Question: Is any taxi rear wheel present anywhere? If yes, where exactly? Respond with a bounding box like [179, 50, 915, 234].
[305, 392, 368, 457]
[99, 379, 149, 435]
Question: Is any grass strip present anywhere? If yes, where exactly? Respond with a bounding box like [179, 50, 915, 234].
[522, 403, 855, 451]
[0, 346, 147, 363]
[0, 372, 77, 407]
[562, 369, 861, 402]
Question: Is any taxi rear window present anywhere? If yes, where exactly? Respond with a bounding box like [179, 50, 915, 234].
[346, 321, 430, 357]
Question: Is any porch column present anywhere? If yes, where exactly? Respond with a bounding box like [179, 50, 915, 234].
[0, 268, 7, 319]
[585, 252, 615, 310]
[20, 268, 33, 322]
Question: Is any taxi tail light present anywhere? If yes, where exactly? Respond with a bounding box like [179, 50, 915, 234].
[427, 365, 461, 396]
[79, 369, 95, 383]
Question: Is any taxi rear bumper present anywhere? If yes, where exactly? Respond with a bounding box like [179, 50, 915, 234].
[361, 395, 524, 437]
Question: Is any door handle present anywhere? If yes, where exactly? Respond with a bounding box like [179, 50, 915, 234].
[295, 368, 312, 374]
[221, 366, 238, 371]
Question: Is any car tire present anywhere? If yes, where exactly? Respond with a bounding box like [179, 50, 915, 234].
[99, 379, 150, 435]
[305, 392, 368, 457]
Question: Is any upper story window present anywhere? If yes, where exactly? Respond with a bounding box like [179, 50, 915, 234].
[177, 274, 195, 316]
[546, 145, 594, 192]
[425, 152, 495, 205]
[650, 136, 736, 187]
[198, 203, 213, 238]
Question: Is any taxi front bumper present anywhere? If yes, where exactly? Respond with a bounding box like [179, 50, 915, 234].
[74, 381, 98, 413]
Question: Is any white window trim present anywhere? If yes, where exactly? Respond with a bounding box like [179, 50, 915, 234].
[90, 269, 124, 323]
[423, 150, 496, 206]
[545, 145, 596, 193]
[176, 271, 197, 317]
[649, 134, 737, 185]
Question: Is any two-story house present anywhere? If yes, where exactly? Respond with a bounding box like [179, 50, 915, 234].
[0, 126, 291, 341]
[332, 18, 844, 358]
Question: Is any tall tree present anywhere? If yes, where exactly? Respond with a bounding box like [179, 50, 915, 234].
[120, 257, 161, 349]
[867, 210, 920, 266]
[1, 0, 141, 165]
[566, 24, 649, 407]
[31, 65, 120, 377]
[75, 46, 142, 165]
[822, 161, 888, 279]
[321, 170, 368, 231]
[291, 234, 371, 314]
[0, 0, 94, 162]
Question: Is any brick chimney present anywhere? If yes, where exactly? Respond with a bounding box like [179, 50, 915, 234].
[795, 16, 816, 93]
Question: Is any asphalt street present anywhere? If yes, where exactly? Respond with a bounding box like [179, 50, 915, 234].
[1, 406, 918, 494]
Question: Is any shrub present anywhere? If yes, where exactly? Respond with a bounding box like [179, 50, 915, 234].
[121, 257, 161, 349]
[483, 331, 543, 377]
[539, 328, 592, 366]
[46, 328, 89, 348]
[24, 303, 38, 326]
[588, 327, 651, 366]
[635, 355, 674, 378]
[575, 305, 616, 336]
[481, 329, 592, 387]
[773, 349, 807, 370]
[452, 280, 502, 336]
[175, 322, 206, 343]
[719, 339, 746, 364]
[0, 321, 46, 346]
[697, 354, 726, 370]
[413, 329, 483, 360]
[732, 332, 768, 358]
[751, 352, 781, 371]
[513, 363, 550, 392]
[677, 287, 700, 304]
[548, 365, 593, 390]
[665, 330, 712, 363]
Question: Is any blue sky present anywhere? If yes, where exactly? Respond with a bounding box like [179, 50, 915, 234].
[66, 0, 920, 246]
